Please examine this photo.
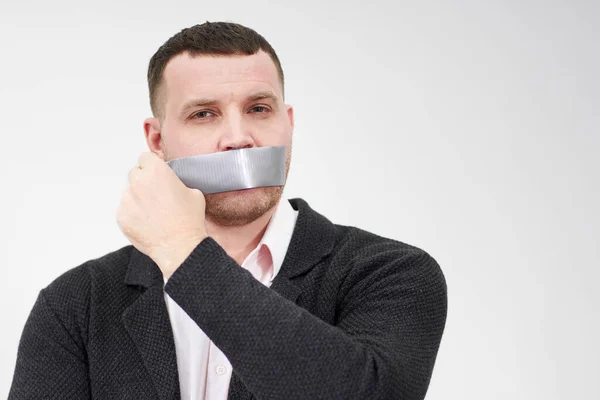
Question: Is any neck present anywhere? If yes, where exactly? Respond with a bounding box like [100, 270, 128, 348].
[205, 205, 277, 265]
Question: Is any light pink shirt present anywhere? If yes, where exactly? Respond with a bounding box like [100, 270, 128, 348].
[163, 199, 299, 400]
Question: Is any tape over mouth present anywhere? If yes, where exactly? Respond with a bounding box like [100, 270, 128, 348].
[166, 146, 286, 194]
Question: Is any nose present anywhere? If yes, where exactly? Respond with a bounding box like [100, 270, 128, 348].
[218, 113, 255, 151]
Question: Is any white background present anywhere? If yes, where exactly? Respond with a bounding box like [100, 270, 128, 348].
[1, 1, 598, 399]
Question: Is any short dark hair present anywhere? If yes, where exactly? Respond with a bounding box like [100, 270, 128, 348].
[147, 21, 285, 118]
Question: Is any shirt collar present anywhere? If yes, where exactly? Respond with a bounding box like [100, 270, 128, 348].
[257, 198, 299, 282]
[162, 198, 298, 285]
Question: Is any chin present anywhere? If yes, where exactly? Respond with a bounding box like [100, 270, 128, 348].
[204, 186, 283, 226]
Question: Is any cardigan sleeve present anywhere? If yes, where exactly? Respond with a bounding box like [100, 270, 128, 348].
[9, 270, 91, 399]
[164, 236, 447, 400]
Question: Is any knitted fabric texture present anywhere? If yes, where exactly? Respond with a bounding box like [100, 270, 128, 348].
[9, 198, 447, 400]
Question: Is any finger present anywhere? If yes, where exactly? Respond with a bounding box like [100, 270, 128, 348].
[137, 151, 159, 169]
[116, 188, 133, 226]
[128, 166, 144, 185]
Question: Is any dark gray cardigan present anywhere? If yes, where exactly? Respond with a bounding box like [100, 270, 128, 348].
[9, 198, 447, 399]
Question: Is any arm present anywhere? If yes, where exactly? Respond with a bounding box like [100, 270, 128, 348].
[9, 274, 91, 399]
[165, 237, 447, 400]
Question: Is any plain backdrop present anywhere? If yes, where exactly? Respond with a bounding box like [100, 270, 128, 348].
[1, 1, 598, 399]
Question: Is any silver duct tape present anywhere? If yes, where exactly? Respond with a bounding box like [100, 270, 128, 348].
[166, 146, 286, 194]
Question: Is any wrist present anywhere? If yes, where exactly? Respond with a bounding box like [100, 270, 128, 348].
[155, 235, 206, 279]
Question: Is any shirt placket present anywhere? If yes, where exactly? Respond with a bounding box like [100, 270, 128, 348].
[205, 341, 233, 399]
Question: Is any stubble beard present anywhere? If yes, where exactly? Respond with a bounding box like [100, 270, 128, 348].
[163, 144, 291, 227]
[204, 185, 284, 227]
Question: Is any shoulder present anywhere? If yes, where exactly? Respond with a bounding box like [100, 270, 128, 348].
[40, 245, 134, 327]
[43, 245, 134, 295]
[332, 223, 438, 266]
[331, 224, 447, 298]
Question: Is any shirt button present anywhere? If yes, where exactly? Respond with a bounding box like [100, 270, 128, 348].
[215, 365, 227, 375]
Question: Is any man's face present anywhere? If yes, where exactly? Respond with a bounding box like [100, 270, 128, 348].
[144, 50, 294, 227]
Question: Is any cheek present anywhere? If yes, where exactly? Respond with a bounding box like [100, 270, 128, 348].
[162, 123, 215, 158]
[254, 115, 292, 146]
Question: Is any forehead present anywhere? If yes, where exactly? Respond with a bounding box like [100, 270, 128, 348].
[162, 50, 282, 102]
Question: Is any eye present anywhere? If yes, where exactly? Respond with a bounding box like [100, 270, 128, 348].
[249, 105, 271, 114]
[191, 110, 215, 119]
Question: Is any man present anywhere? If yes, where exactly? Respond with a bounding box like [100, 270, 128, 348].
[9, 22, 447, 400]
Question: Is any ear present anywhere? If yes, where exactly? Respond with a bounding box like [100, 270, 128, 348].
[286, 104, 295, 132]
[143, 117, 166, 160]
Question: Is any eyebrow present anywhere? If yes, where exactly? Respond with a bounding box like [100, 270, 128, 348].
[247, 91, 279, 103]
[179, 91, 279, 118]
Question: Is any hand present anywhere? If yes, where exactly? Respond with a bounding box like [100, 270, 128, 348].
[116, 151, 208, 279]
